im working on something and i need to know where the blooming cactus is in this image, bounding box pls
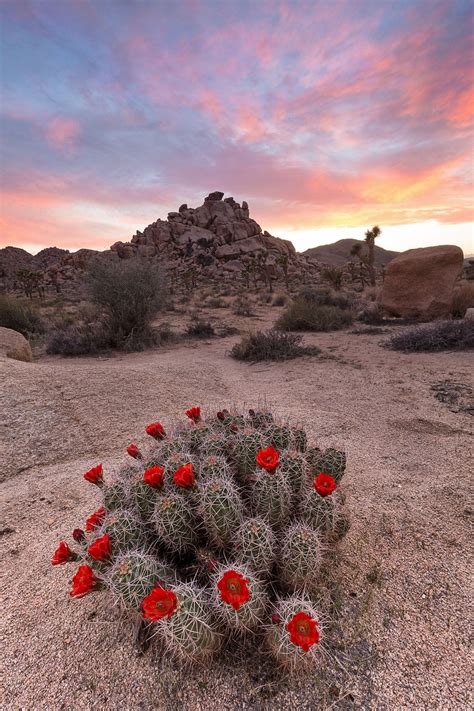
[52,406,348,669]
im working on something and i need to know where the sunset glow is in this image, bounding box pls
[1,0,473,254]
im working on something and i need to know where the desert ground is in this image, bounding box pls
[1,313,472,710]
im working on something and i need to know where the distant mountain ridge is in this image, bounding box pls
[301,238,399,267]
[0,245,69,278]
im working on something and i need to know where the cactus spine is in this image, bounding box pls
[249,469,292,529]
[280,522,323,592]
[152,491,198,554]
[235,517,275,575]
[198,476,243,548]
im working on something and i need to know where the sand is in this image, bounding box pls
[1,326,472,710]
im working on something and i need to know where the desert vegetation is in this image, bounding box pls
[386,319,474,352]
[51,406,348,670]
[230,329,320,361]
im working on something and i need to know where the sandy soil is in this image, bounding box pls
[1,324,472,710]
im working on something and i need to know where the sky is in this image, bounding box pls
[0,0,473,256]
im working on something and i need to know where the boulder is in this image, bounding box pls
[0,327,32,362]
[380,245,464,318]
[215,237,263,260]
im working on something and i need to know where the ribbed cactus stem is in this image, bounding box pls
[249,469,292,529]
[107,552,173,611]
[280,522,323,592]
[155,582,220,662]
[198,475,243,548]
[235,517,275,575]
[152,491,198,554]
[102,510,148,553]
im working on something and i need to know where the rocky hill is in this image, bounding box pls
[302,238,399,267]
[1,191,321,296]
[3,193,402,296]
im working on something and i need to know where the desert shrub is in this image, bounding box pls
[186,318,215,338]
[233,294,254,316]
[272,293,287,307]
[386,319,474,352]
[321,267,343,290]
[205,296,226,308]
[452,282,474,318]
[277,300,353,332]
[297,287,352,310]
[87,258,165,350]
[51,405,349,671]
[357,303,385,325]
[230,329,320,361]
[0,295,43,337]
[46,322,111,356]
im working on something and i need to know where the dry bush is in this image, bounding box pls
[233,294,255,316]
[186,318,215,338]
[277,300,353,332]
[46,322,111,356]
[452,282,474,318]
[87,258,165,350]
[0,295,44,337]
[386,319,474,352]
[357,303,385,325]
[297,286,353,311]
[230,329,320,361]
[271,292,288,307]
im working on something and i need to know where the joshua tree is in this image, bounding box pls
[350,225,381,287]
[277,254,290,290]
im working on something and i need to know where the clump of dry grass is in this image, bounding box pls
[230,329,320,361]
[386,319,474,352]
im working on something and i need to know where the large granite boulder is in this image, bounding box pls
[0,326,33,362]
[380,245,464,318]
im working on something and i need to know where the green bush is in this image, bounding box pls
[0,295,43,337]
[386,320,474,352]
[230,329,320,361]
[277,300,353,332]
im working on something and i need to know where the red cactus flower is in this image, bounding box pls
[313,473,336,497]
[142,587,177,620]
[83,463,103,486]
[85,507,106,532]
[127,444,142,459]
[87,533,111,561]
[72,528,85,543]
[51,541,77,566]
[216,411,225,421]
[217,569,250,610]
[185,406,201,422]
[69,565,98,598]
[256,446,280,473]
[286,611,320,652]
[144,465,165,488]
[173,463,194,488]
[145,422,166,439]
[271,612,282,624]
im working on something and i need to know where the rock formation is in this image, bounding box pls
[0,326,33,362]
[380,245,464,318]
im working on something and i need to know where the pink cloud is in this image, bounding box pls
[45,117,81,154]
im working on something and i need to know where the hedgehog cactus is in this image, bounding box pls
[279,522,323,592]
[266,596,323,670]
[152,491,198,554]
[235,516,275,575]
[108,552,173,611]
[211,563,267,633]
[149,582,220,661]
[52,405,349,671]
[198,475,243,548]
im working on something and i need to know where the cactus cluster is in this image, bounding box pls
[52,406,349,672]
